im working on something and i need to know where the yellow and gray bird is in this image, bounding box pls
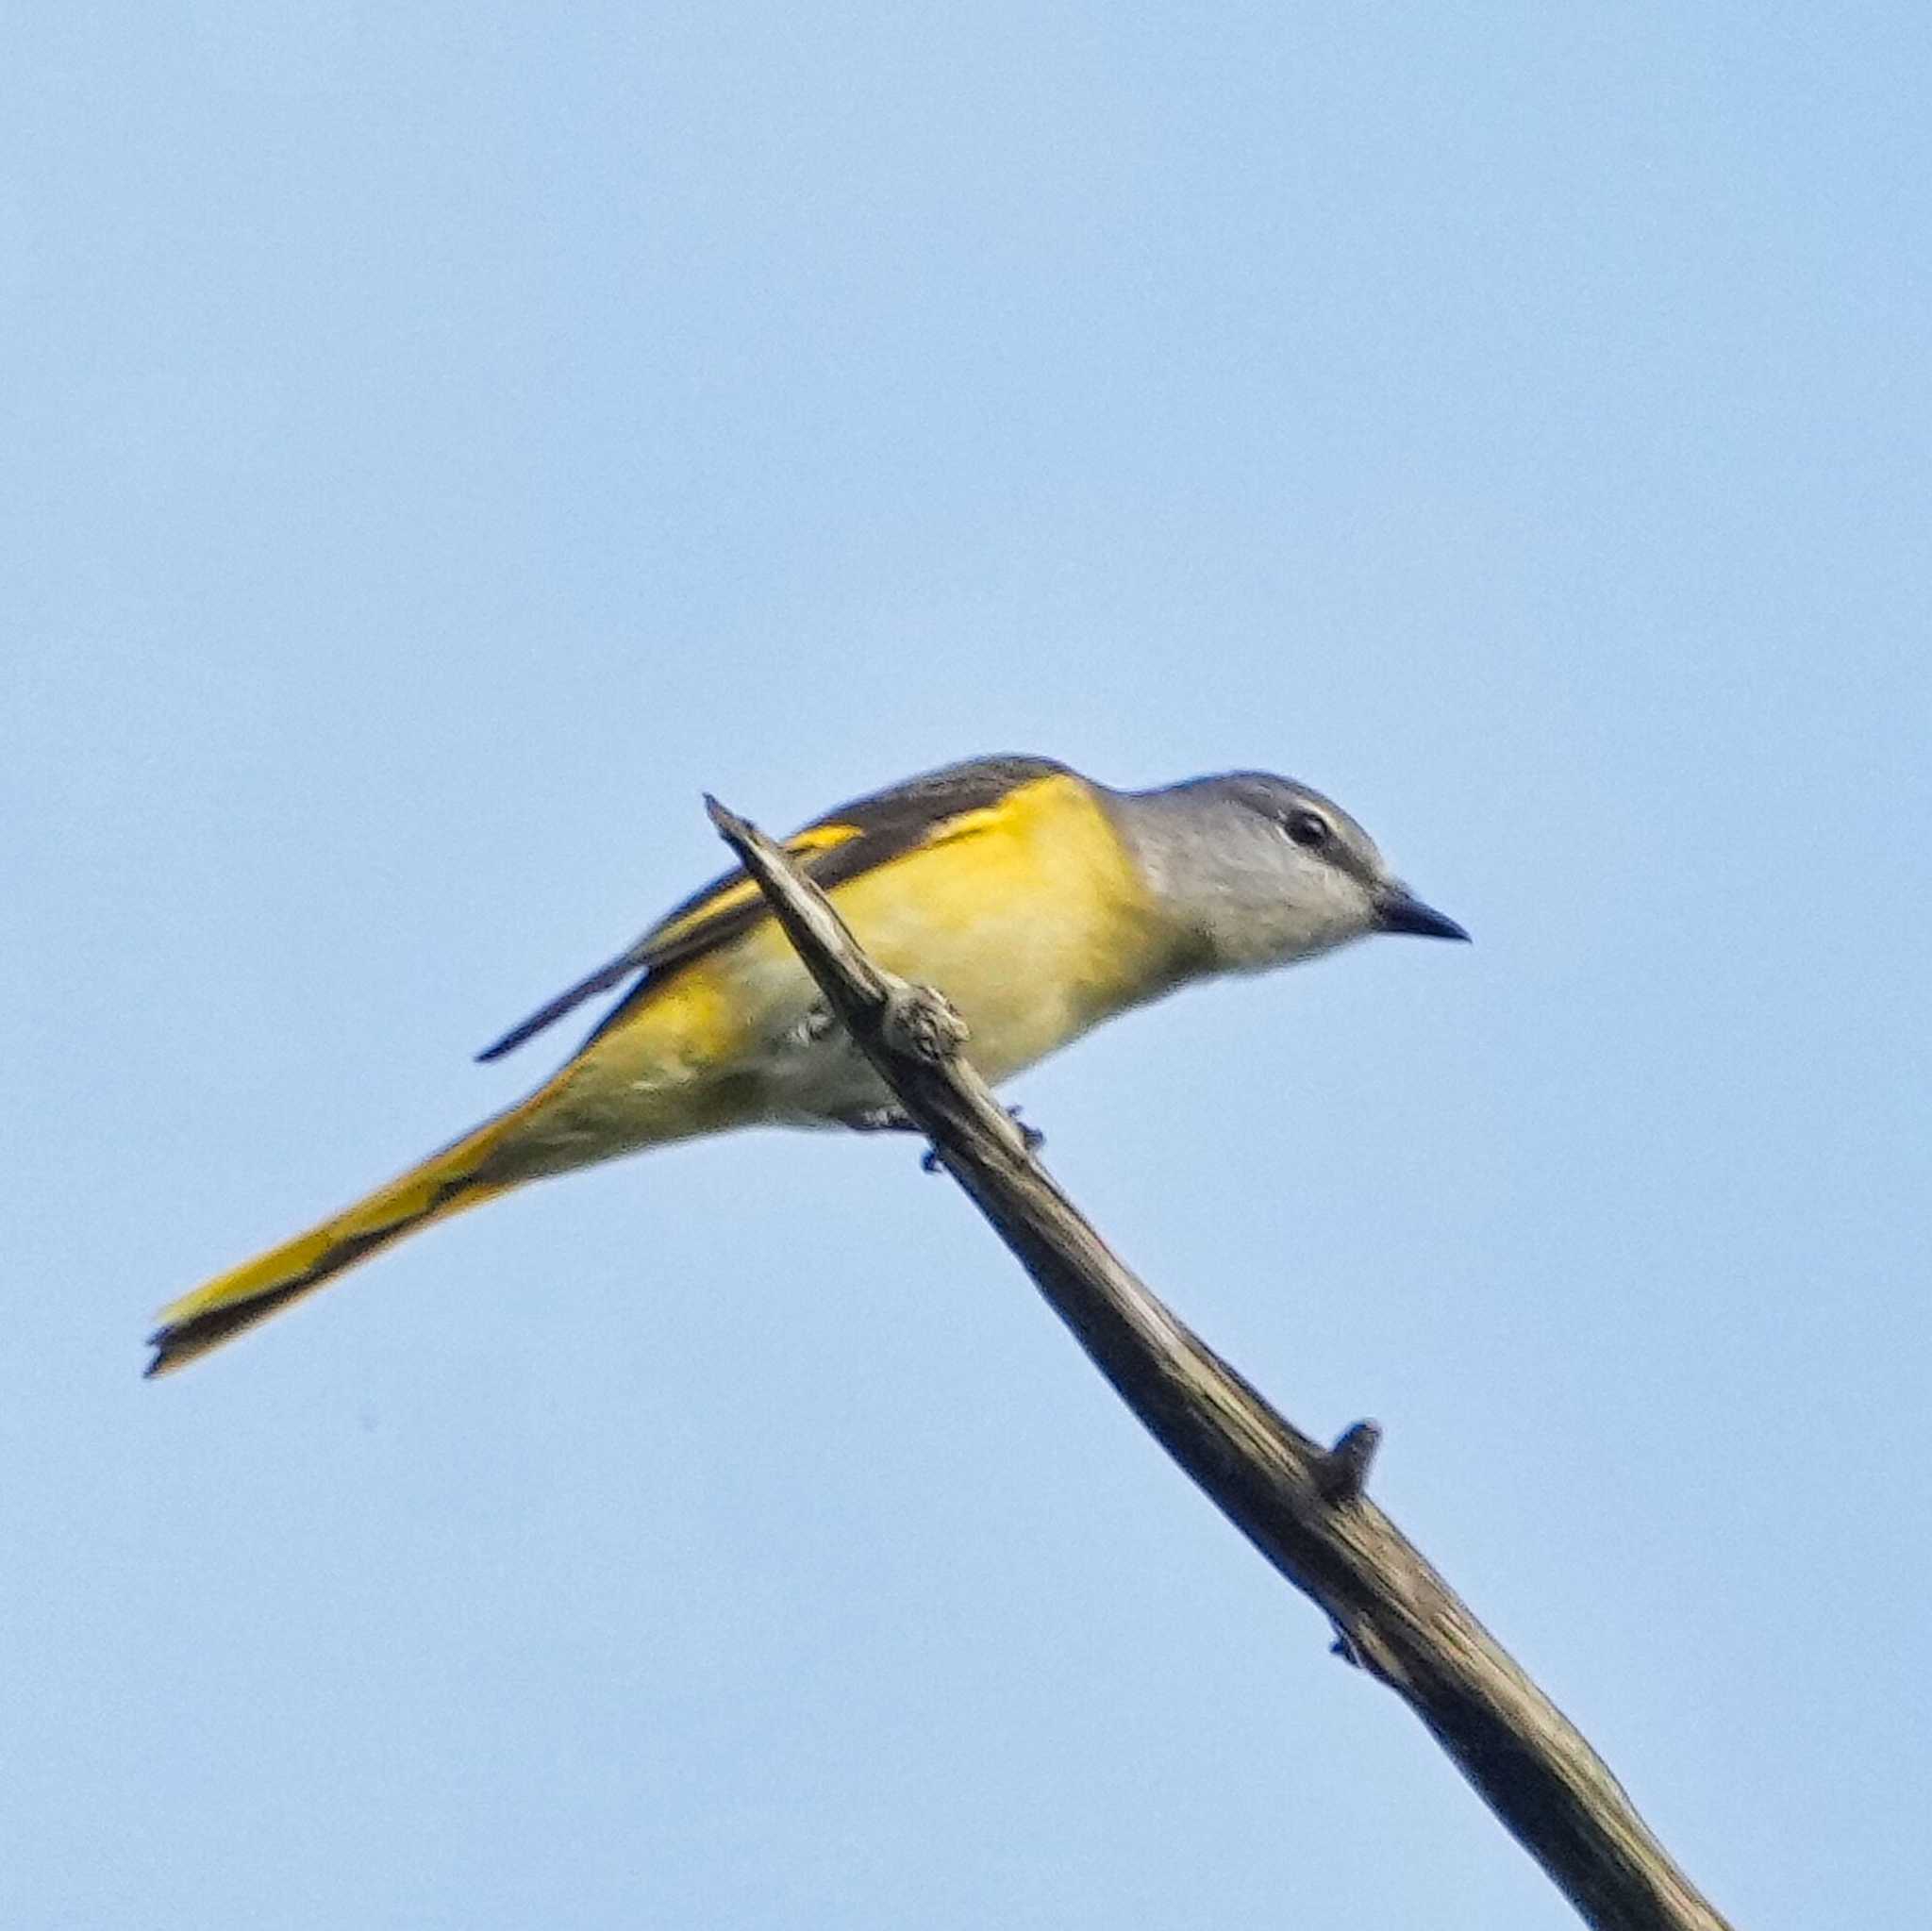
[147,755,1468,1375]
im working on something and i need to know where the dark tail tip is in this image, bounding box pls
[140,1203,453,1380]
[144,1277,321,1379]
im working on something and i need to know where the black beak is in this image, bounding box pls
[1377,884,1471,943]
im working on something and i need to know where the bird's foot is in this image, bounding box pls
[919,1107,1042,1173]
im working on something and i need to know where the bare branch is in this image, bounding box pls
[708,794,1735,1931]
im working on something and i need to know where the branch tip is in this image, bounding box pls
[705,792,750,842]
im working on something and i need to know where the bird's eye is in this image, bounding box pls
[1285,809,1332,850]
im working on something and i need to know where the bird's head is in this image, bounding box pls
[1121,771,1469,974]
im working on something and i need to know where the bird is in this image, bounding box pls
[146,754,1468,1375]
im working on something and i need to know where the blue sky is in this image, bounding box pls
[5,6,1926,1925]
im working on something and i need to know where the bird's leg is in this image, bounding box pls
[836,1099,1042,1170]
[834,1102,944,1171]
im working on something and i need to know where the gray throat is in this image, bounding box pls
[1100,784,1232,977]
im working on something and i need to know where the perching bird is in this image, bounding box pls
[147,755,1468,1375]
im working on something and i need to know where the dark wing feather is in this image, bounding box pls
[475,755,1069,1063]
[474,947,656,1062]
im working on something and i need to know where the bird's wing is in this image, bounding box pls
[475,755,1072,1062]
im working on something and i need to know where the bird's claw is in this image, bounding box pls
[921,1106,1041,1174]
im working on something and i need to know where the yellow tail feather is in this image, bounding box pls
[147,1098,541,1378]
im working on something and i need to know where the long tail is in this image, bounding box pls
[146,1094,548,1378]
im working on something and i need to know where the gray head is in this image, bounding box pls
[1111,771,1469,976]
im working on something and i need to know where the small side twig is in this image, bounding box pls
[707,793,1734,1931]
[1316,1419,1382,1505]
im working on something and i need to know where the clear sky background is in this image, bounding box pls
[5,7,1926,1927]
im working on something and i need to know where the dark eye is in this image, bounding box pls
[1285,809,1332,850]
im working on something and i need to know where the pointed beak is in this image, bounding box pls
[1377,883,1471,943]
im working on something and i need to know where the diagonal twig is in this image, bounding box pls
[706,792,1734,1931]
